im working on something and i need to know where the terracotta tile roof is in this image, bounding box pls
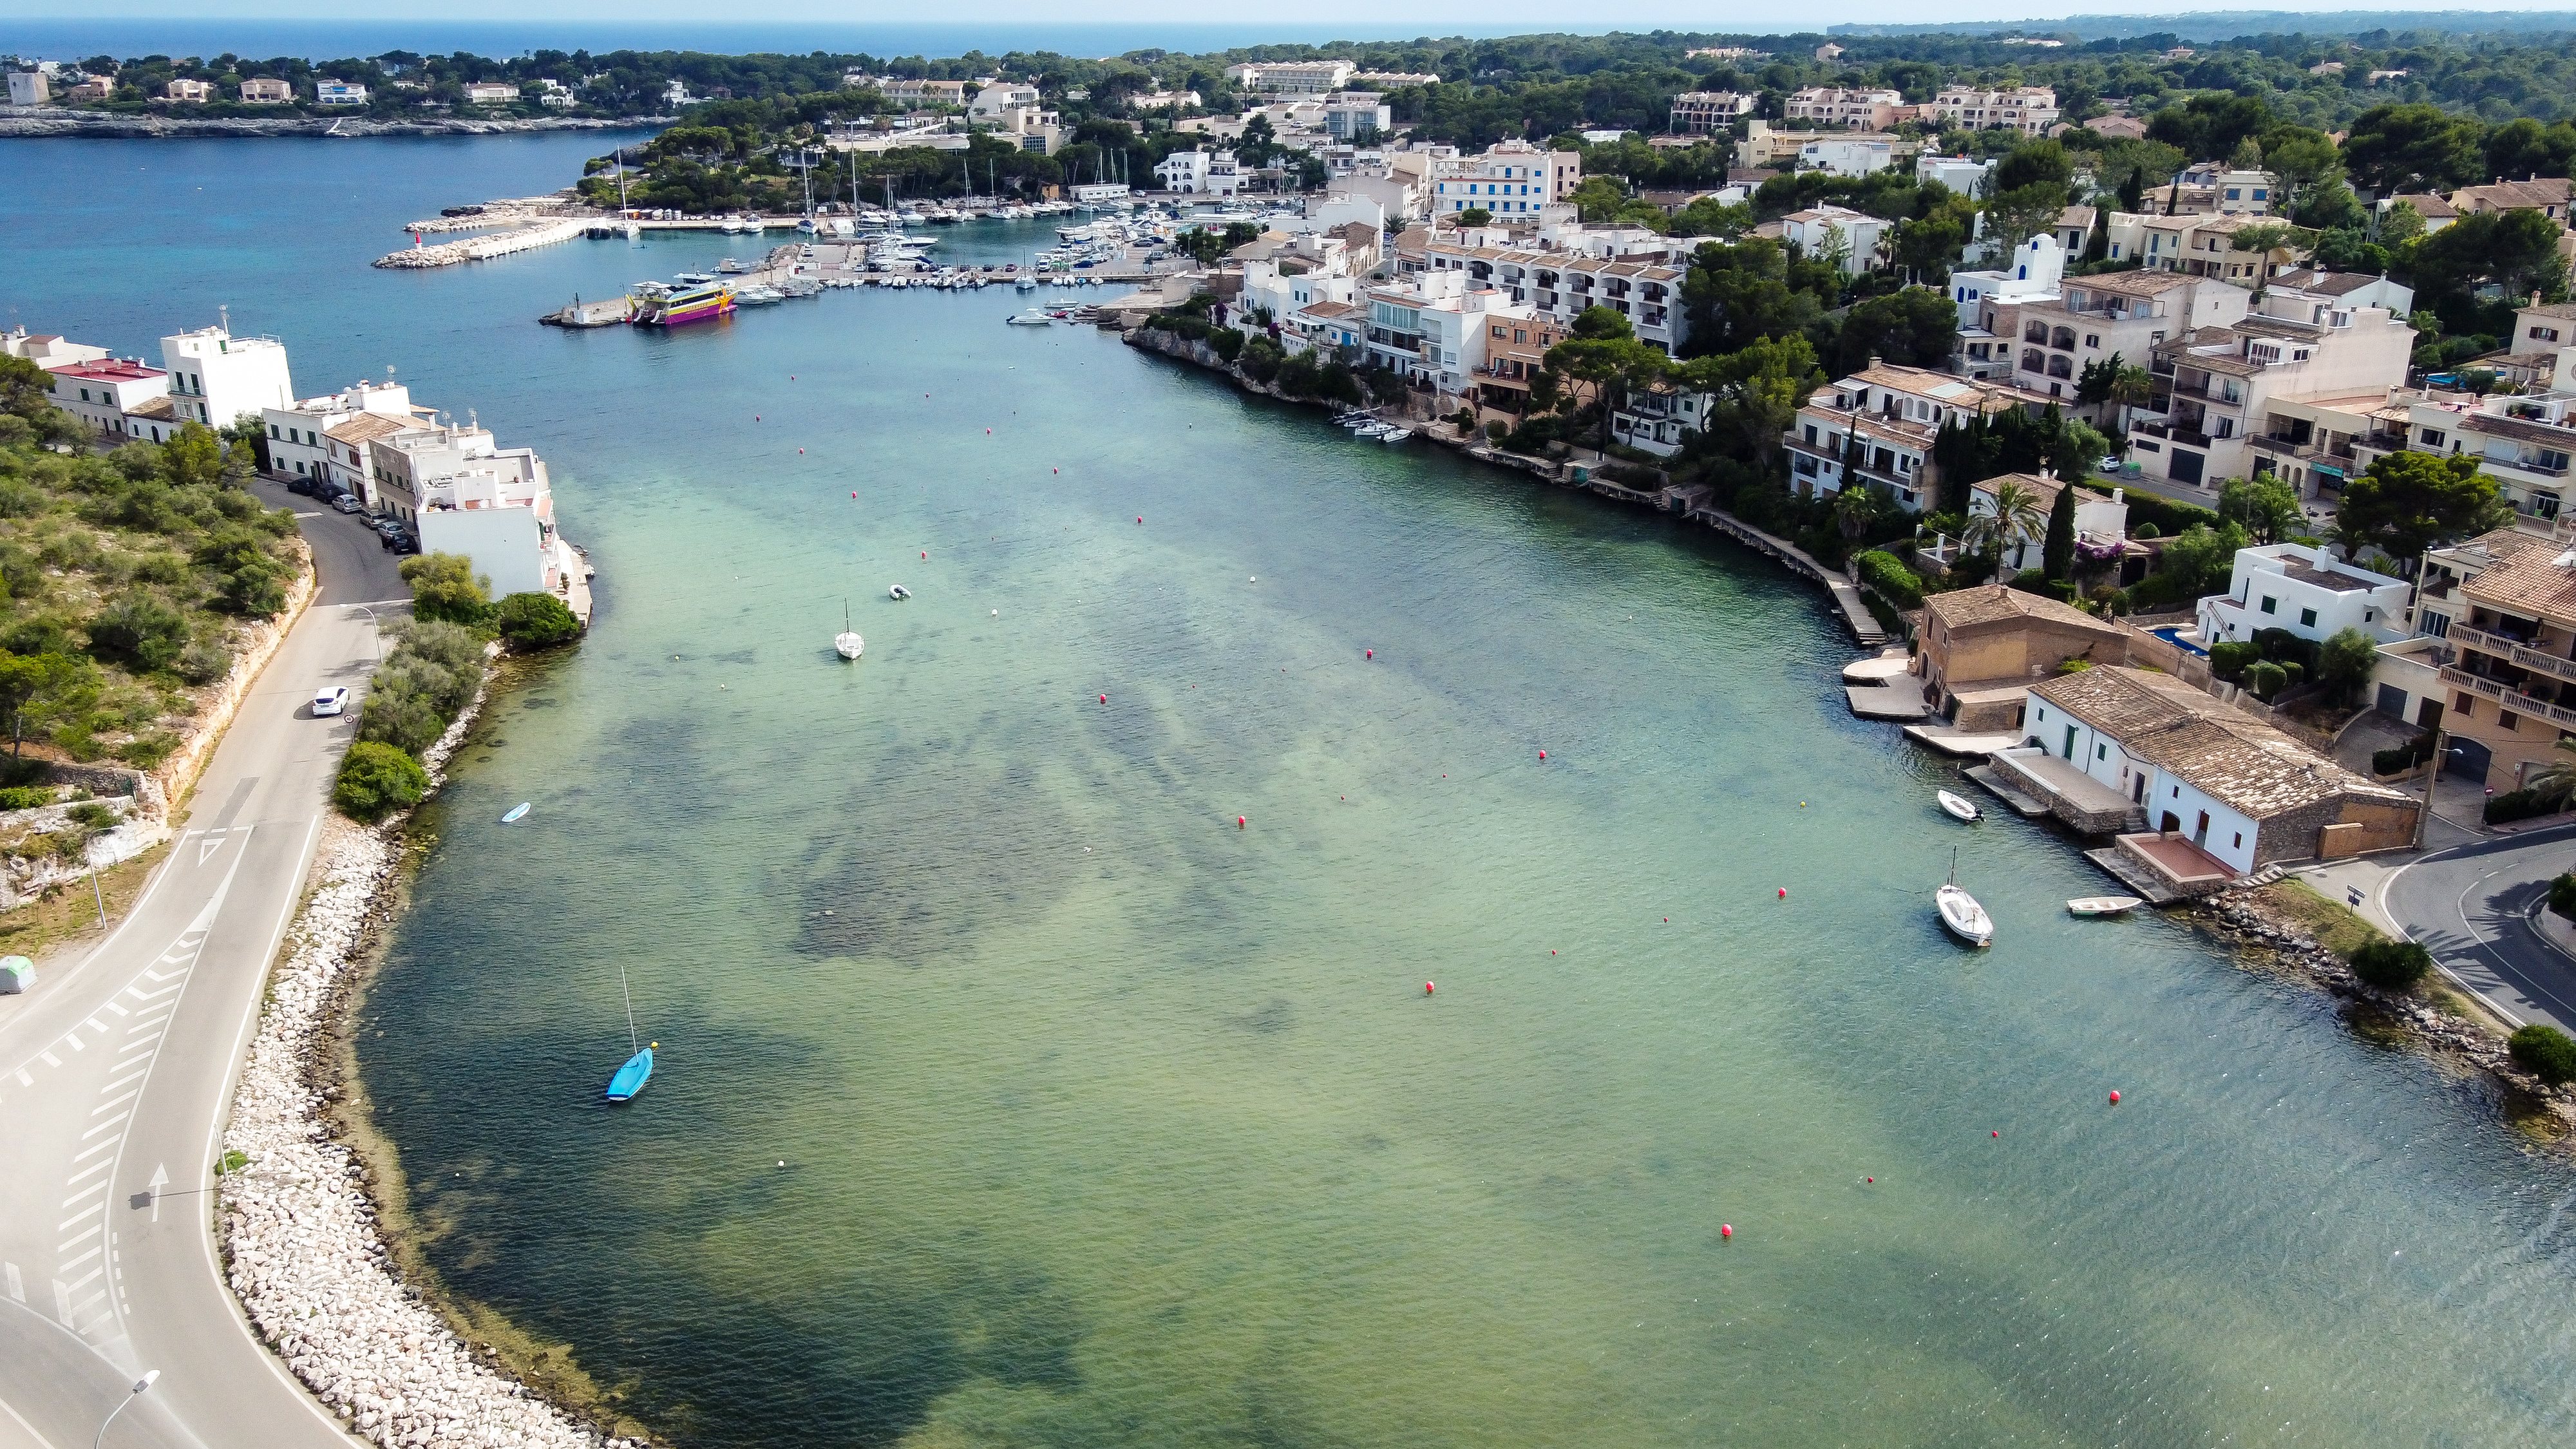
[123,396,175,420]
[326,413,416,444]
[2452,178,2571,212]
[2066,269,2191,297]
[2385,193,2456,219]
[1923,582,2126,634]
[2461,544,2576,624]
[2268,269,2385,297]
[2461,411,2576,447]
[2031,666,2406,818]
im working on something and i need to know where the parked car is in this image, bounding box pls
[311,686,350,717]
[285,475,319,497]
[390,532,421,555]
[331,495,366,514]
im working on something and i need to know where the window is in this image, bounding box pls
[269,423,280,438]
[2421,428,2446,448]
[2300,607,2317,627]
[2233,831,2244,848]
[2260,595,2278,614]
[2097,743,2108,761]
[2502,711,2521,733]
[2454,694,2475,719]
[2533,326,2562,343]
[2084,334,2099,349]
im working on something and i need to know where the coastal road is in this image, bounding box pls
[0,494,406,1448]
[2383,822,2576,1036]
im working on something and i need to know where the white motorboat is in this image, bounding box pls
[1376,428,1412,443]
[716,257,750,273]
[1937,789,1981,822]
[1007,307,1054,325]
[1936,849,1992,946]
[2067,896,2145,917]
[889,583,912,600]
[674,270,714,285]
[733,285,784,305]
[1353,422,1390,439]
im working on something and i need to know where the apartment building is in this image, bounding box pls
[1321,92,1390,140]
[1785,87,1902,129]
[1917,154,1994,194]
[1736,120,1922,171]
[239,78,291,103]
[878,79,968,106]
[2448,176,2572,223]
[1783,363,2054,512]
[160,324,294,429]
[1468,315,1569,413]
[2405,525,2576,788]
[164,79,213,103]
[462,82,518,105]
[1430,140,1580,219]
[1360,269,1533,399]
[2127,296,2414,491]
[1611,383,1719,457]
[1154,148,1242,195]
[1222,61,1356,96]
[2,327,108,367]
[1779,205,1888,276]
[1930,86,2060,134]
[1421,239,1689,354]
[1668,91,1754,136]
[1989,269,2251,401]
[1797,136,1898,178]
[1951,235,2067,381]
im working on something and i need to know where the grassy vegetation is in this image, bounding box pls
[2259,878,2492,1025]
[0,836,171,957]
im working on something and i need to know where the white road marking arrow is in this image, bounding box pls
[198,833,227,864]
[148,1163,167,1222]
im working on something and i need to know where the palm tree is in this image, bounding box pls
[2226,221,2311,297]
[2528,737,2576,811]
[1832,481,1886,539]
[1963,475,2051,569]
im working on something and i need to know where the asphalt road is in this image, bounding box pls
[2384,822,2576,1035]
[0,488,408,1449]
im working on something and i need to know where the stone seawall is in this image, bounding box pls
[0,109,666,140]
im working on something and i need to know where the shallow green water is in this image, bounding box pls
[12,137,2574,1449]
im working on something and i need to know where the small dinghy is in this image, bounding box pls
[889,583,912,600]
[1936,848,1993,947]
[835,600,864,661]
[1937,789,1980,822]
[501,802,531,823]
[2067,896,2145,917]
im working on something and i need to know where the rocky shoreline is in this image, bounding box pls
[216,652,651,1449]
[0,109,665,140]
[2195,887,2576,1130]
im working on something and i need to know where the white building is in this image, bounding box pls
[1223,61,1356,97]
[158,324,293,430]
[1421,239,1689,354]
[462,82,518,105]
[1797,137,1897,178]
[1965,470,2128,573]
[263,380,426,488]
[374,420,572,596]
[1985,268,2251,402]
[313,80,368,106]
[164,79,213,103]
[1949,234,2067,379]
[968,84,1040,120]
[1611,383,1717,457]
[1785,363,2055,513]
[1917,153,1994,195]
[1780,205,1888,277]
[7,72,50,107]
[43,359,167,438]
[1430,139,1580,220]
[1321,92,1390,142]
[3,327,108,367]
[1155,149,1243,194]
[2126,293,2414,492]
[2197,543,2409,649]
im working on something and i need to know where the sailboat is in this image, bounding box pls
[1935,847,1993,947]
[835,600,864,660]
[604,961,656,1102]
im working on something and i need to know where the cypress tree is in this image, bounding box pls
[2042,477,2078,583]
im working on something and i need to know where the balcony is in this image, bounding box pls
[2441,664,2576,730]
[2458,623,2576,685]
[2133,419,2213,449]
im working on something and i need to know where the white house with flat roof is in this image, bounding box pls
[263,380,427,486]
[2197,543,2410,649]
[159,323,294,430]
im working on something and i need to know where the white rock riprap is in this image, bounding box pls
[218,657,638,1448]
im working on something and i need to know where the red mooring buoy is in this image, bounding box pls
[1425,981,1434,995]
[1721,1224,1732,1239]
[1778,887,1788,898]
[1365,649,1373,659]
[1237,816,1246,829]
[2109,1090,2122,1104]
[1537,750,1546,760]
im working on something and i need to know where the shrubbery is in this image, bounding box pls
[2210,639,2262,682]
[399,553,491,626]
[0,785,52,811]
[2485,787,2557,825]
[495,592,582,650]
[1853,549,1925,609]
[2550,872,2576,922]
[2509,1023,2576,1084]
[332,741,428,823]
[2243,659,2288,700]
[2349,938,2433,990]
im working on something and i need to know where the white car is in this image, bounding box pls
[312,686,350,717]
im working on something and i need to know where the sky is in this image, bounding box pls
[8,2,2576,29]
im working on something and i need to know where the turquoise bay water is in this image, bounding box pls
[12,139,2576,1447]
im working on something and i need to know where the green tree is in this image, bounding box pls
[2315,626,2380,707]
[400,552,493,625]
[2378,199,2426,247]
[2411,208,2571,312]
[2341,103,2486,196]
[2041,478,2076,583]
[84,594,189,673]
[2484,117,2576,184]
[0,651,92,757]
[494,592,582,649]
[2217,475,2303,544]
[2524,736,2576,811]
[1453,207,1492,227]
[2262,131,2343,218]
[2226,220,2308,296]
[162,422,224,488]
[1829,287,1957,376]
[2337,451,2501,564]
[1542,334,1664,451]
[1993,139,2070,200]
[1680,334,1824,473]
[1832,483,1886,540]
[332,741,430,822]
[1980,183,2068,265]
[2349,938,2432,992]
[2157,520,2252,594]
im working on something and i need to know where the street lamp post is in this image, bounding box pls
[94,1369,158,1449]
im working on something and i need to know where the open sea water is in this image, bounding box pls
[10,135,2576,1448]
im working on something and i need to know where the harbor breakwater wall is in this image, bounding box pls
[0,109,666,140]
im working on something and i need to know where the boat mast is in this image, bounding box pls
[617,961,639,1055]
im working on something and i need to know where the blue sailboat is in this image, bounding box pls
[604,961,656,1103]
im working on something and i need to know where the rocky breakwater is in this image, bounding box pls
[218,663,641,1448]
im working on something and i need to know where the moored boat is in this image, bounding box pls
[1937,849,1993,946]
[2067,896,2145,917]
[1937,789,1981,822]
[634,281,735,327]
[835,600,864,660]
